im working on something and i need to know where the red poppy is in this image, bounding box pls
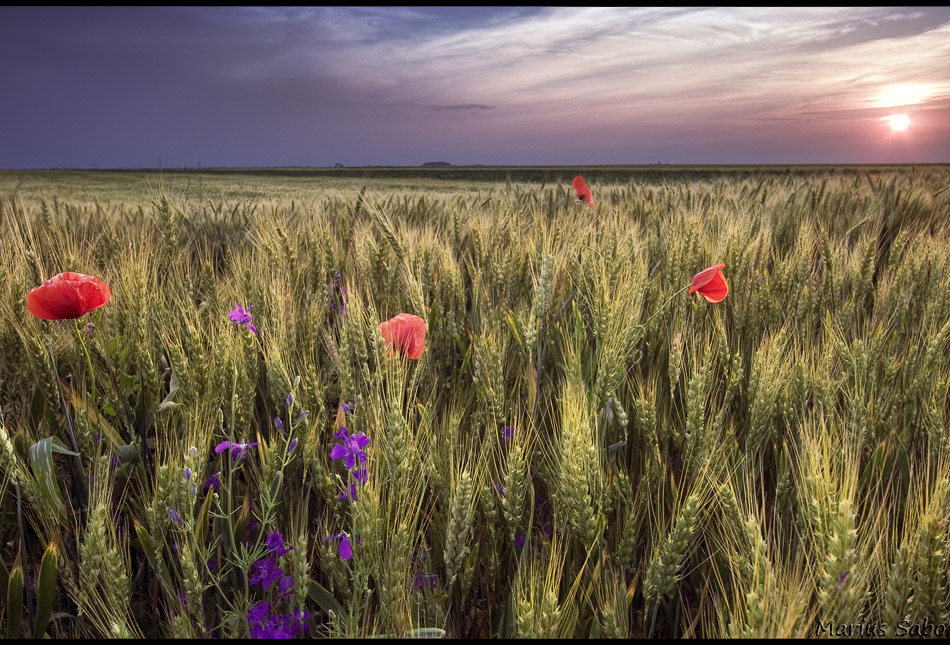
[379,313,426,360]
[689,263,728,303]
[572,176,594,206]
[27,272,111,320]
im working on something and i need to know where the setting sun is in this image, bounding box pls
[885,114,911,132]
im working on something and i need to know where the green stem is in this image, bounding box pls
[72,320,97,411]
[44,340,88,510]
[639,285,691,331]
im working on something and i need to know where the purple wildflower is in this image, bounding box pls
[247,601,270,624]
[295,410,309,424]
[184,467,192,481]
[203,472,221,491]
[502,425,515,444]
[286,391,294,407]
[249,555,284,589]
[351,467,368,484]
[514,534,526,548]
[229,302,259,337]
[266,532,292,557]
[276,575,294,598]
[338,481,360,502]
[169,509,183,526]
[341,395,361,415]
[274,416,284,432]
[412,572,439,590]
[287,438,298,454]
[330,427,370,470]
[215,440,259,461]
[322,532,353,560]
[248,607,310,639]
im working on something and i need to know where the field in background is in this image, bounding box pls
[1,165,949,638]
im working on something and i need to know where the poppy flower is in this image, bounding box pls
[27,272,111,320]
[379,313,426,360]
[572,176,593,207]
[689,263,729,303]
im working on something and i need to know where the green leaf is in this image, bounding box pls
[132,520,176,602]
[60,380,124,449]
[28,438,68,524]
[308,579,346,622]
[46,436,79,457]
[6,564,23,638]
[33,541,58,639]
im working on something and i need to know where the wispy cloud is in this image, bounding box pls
[427,104,496,111]
[1,6,947,167]
[302,6,950,130]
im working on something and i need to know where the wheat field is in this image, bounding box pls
[1,165,949,638]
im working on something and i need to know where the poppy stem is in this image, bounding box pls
[44,340,89,509]
[72,320,98,420]
[639,285,691,330]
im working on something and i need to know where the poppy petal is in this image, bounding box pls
[27,272,110,320]
[571,176,594,206]
[379,313,426,360]
[689,263,726,294]
[700,271,729,303]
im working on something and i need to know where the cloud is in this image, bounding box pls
[427,104,496,111]
[1,6,948,166]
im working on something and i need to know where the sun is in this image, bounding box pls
[885,114,911,132]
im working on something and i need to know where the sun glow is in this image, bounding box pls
[885,114,911,132]
[874,85,930,109]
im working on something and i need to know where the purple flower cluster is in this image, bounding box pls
[247,602,310,639]
[409,548,439,591]
[246,532,309,638]
[249,532,294,592]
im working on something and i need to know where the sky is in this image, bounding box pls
[1,6,949,168]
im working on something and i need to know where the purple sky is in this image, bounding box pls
[2,6,948,168]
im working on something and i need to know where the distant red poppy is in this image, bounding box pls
[689,263,728,303]
[27,272,111,320]
[379,313,426,360]
[572,176,594,206]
